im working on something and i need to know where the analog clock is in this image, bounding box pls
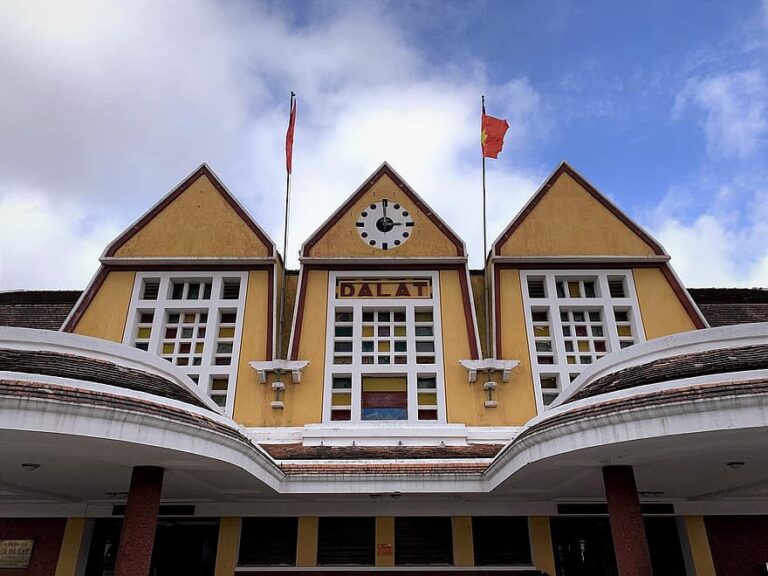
[356,199,414,250]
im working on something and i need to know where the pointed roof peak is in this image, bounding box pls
[301,162,466,258]
[492,161,667,257]
[102,163,276,259]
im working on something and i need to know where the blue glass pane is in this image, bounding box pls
[361,408,407,421]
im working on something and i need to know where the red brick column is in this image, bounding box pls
[114,466,164,576]
[602,465,652,576]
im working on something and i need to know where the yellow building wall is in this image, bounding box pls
[451,516,474,566]
[497,172,657,257]
[113,174,271,258]
[225,268,327,427]
[235,269,324,427]
[633,267,697,339]
[375,516,395,567]
[54,518,85,576]
[530,517,556,575]
[468,268,538,426]
[232,269,274,426]
[684,516,716,576]
[72,270,135,341]
[214,517,241,576]
[307,174,460,258]
[296,517,319,567]
[283,269,329,425]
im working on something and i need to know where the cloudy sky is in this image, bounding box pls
[1,0,767,290]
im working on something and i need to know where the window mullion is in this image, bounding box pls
[352,306,363,423]
[598,276,621,353]
[406,306,419,422]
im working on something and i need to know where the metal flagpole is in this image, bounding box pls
[277,91,295,360]
[482,95,491,359]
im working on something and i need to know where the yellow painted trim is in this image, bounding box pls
[452,516,474,566]
[375,516,395,567]
[684,516,716,576]
[72,271,135,342]
[54,518,85,576]
[530,517,556,576]
[296,517,318,567]
[214,517,241,576]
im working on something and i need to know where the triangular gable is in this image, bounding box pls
[301,163,466,258]
[492,162,666,258]
[104,164,276,259]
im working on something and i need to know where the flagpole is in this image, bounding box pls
[481,95,491,359]
[277,91,295,360]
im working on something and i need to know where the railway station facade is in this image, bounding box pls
[0,162,767,576]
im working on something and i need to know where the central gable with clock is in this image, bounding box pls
[301,163,466,259]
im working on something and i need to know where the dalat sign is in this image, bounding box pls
[336,278,432,299]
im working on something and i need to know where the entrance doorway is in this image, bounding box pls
[550,517,687,576]
[84,518,219,576]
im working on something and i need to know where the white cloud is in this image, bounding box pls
[0,0,544,287]
[0,191,120,290]
[674,69,767,159]
[647,185,768,287]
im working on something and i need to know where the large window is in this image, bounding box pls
[124,272,247,414]
[324,272,445,423]
[317,517,375,566]
[238,517,297,567]
[395,517,453,566]
[472,516,531,566]
[521,270,645,411]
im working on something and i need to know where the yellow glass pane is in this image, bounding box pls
[362,326,374,337]
[195,343,204,353]
[617,325,632,337]
[137,327,151,339]
[533,326,550,337]
[219,327,235,338]
[568,282,581,298]
[184,313,195,323]
[578,341,590,352]
[415,311,433,322]
[362,376,407,392]
[378,341,390,352]
[418,393,437,406]
[162,343,174,354]
[211,378,228,391]
[567,356,576,364]
[331,393,352,406]
[394,326,407,337]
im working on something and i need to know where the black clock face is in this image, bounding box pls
[356,198,415,250]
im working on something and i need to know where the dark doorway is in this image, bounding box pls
[84,518,219,576]
[550,517,687,576]
[551,517,618,576]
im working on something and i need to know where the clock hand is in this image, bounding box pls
[383,199,387,219]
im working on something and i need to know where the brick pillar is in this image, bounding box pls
[114,466,164,576]
[602,465,652,576]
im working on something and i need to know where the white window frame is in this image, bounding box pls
[322,270,446,424]
[123,271,248,416]
[520,269,646,414]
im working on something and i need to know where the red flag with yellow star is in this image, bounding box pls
[481,113,509,159]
